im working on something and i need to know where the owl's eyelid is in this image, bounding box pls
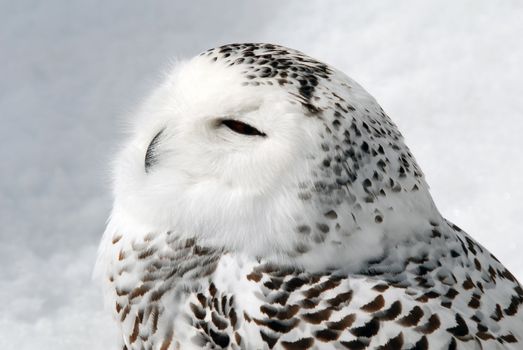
[217,118,267,137]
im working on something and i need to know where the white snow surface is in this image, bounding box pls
[1,1,522,348]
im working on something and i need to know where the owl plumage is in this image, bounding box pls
[95,43,523,349]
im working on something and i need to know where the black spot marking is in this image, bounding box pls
[448,337,457,350]
[350,317,380,337]
[254,318,299,334]
[412,336,429,350]
[375,300,402,321]
[500,333,518,343]
[446,313,469,337]
[377,332,403,350]
[303,278,342,298]
[504,295,522,316]
[297,225,311,235]
[326,290,353,310]
[324,210,338,219]
[316,223,330,234]
[398,306,424,327]
[468,294,481,309]
[314,328,340,341]
[301,308,332,324]
[211,311,228,330]
[445,288,459,299]
[360,294,385,312]
[281,337,314,350]
[260,330,278,349]
[372,284,390,292]
[340,339,367,349]
[190,302,206,320]
[283,277,308,292]
[415,314,440,334]
[326,314,356,330]
[209,328,230,348]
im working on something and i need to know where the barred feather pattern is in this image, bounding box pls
[106,219,523,349]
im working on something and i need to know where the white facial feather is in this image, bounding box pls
[107,59,316,258]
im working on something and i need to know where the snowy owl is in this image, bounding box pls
[95,43,523,349]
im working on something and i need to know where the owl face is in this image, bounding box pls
[147,60,317,193]
[111,55,322,255]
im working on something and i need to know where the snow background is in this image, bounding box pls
[1,1,522,348]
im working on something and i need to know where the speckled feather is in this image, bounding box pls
[96,44,523,349]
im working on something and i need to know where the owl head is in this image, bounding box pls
[109,44,439,269]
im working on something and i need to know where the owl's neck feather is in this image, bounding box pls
[97,185,441,280]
